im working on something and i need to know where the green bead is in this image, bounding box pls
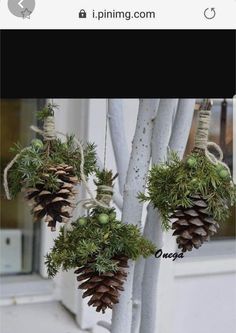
[98,213,110,225]
[162,165,169,170]
[109,212,116,221]
[191,178,198,183]
[216,164,224,172]
[186,157,197,168]
[219,169,229,179]
[78,217,87,226]
[31,139,44,149]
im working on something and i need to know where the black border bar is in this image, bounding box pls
[1,30,235,98]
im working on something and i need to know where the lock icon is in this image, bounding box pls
[79,9,87,18]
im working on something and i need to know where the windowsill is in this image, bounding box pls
[181,239,236,258]
[174,240,236,277]
[0,274,55,302]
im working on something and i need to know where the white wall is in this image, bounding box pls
[173,273,236,333]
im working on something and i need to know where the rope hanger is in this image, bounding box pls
[194,98,231,175]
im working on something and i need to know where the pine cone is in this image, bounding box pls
[171,194,220,252]
[24,164,78,230]
[75,255,129,313]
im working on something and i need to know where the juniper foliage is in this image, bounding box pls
[139,151,236,230]
[45,207,156,277]
[37,103,58,120]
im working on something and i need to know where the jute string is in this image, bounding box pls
[80,185,113,210]
[3,116,113,210]
[194,110,212,150]
[194,104,231,175]
[3,149,28,200]
[31,116,56,141]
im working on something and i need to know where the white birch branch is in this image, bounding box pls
[131,206,162,333]
[108,99,129,194]
[152,99,179,163]
[112,192,123,211]
[169,99,196,155]
[139,99,195,333]
[111,99,159,333]
[136,99,178,333]
[97,321,111,331]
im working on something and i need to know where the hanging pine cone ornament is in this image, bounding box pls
[4,103,97,231]
[140,99,236,252]
[46,170,156,313]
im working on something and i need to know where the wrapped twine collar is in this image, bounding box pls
[31,116,56,141]
[194,100,231,175]
[3,116,113,211]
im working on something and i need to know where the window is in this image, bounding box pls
[0,99,45,275]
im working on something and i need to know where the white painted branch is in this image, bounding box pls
[111,99,159,333]
[139,99,195,333]
[131,256,144,333]
[140,207,163,331]
[131,206,162,333]
[152,99,179,163]
[108,99,129,194]
[97,321,111,331]
[136,99,178,333]
[112,191,123,211]
[169,99,196,156]
[122,99,160,226]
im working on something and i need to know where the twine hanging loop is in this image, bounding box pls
[194,99,231,175]
[81,184,113,210]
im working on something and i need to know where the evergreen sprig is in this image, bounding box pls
[45,207,156,277]
[139,151,236,230]
[37,103,58,120]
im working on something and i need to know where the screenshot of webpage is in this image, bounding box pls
[0,2,235,333]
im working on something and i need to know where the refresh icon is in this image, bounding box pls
[204,8,216,19]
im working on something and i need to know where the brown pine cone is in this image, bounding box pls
[24,164,78,230]
[171,194,219,252]
[75,255,129,313]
